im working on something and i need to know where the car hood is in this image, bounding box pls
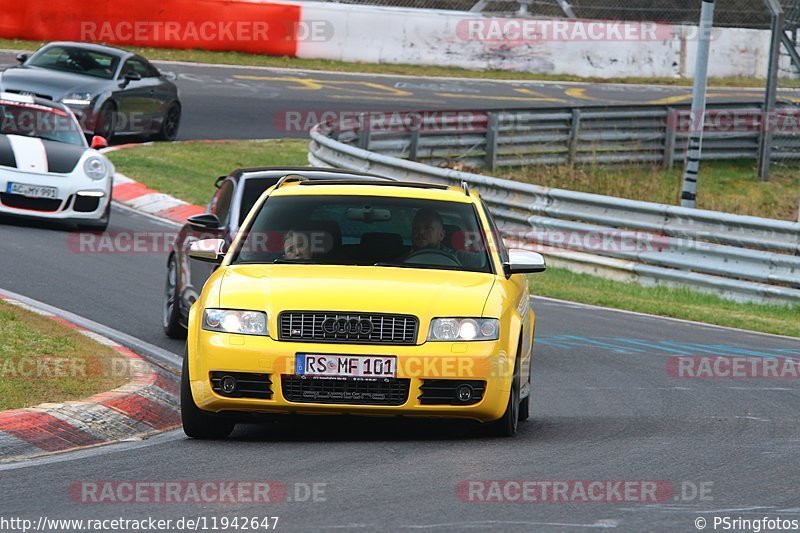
[0,134,87,174]
[218,264,496,321]
[0,66,105,101]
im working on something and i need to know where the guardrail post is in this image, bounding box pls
[485,112,499,170]
[357,113,370,150]
[663,108,677,169]
[568,108,582,165]
[408,128,420,161]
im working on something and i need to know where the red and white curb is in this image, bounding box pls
[102,143,205,224]
[0,294,180,464]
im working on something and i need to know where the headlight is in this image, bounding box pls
[83,156,108,180]
[428,318,499,341]
[203,309,269,336]
[62,93,93,106]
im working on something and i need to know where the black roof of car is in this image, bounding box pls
[225,167,395,183]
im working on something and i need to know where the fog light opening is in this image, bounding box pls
[221,375,237,395]
[456,384,474,402]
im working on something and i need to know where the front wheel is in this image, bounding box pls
[486,357,520,437]
[181,347,235,439]
[76,202,110,232]
[163,256,186,339]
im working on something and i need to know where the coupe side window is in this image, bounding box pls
[120,58,158,79]
[211,181,235,226]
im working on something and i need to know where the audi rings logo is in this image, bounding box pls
[322,317,373,336]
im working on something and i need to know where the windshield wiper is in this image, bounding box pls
[373,262,464,271]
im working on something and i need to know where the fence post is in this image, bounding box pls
[758,0,784,182]
[357,113,370,150]
[568,108,582,165]
[663,108,677,170]
[485,112,499,170]
[680,0,715,208]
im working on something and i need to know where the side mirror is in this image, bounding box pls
[504,249,546,277]
[90,135,108,149]
[188,238,227,264]
[16,53,28,63]
[123,71,142,84]
[187,213,221,230]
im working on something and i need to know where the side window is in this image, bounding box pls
[211,181,235,226]
[120,58,155,79]
[480,200,509,264]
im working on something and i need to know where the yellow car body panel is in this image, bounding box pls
[186,182,537,423]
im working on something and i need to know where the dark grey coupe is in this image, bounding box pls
[0,41,181,142]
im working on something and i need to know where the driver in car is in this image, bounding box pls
[401,208,484,269]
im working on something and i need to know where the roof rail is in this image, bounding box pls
[275,174,309,189]
[297,179,450,190]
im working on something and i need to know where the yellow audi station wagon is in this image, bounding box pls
[182,174,546,438]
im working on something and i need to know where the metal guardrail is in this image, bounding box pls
[329,104,800,171]
[308,109,800,305]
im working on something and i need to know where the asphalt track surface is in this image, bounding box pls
[1,54,799,532]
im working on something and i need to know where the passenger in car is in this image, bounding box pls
[282,229,313,261]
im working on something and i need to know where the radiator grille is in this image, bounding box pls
[279,311,418,345]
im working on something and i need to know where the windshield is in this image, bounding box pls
[233,194,492,273]
[26,45,120,80]
[0,101,86,146]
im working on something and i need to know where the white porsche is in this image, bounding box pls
[0,92,113,230]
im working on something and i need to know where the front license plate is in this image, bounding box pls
[295,354,397,378]
[6,182,59,199]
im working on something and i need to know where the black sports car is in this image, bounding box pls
[163,167,393,338]
[0,41,181,142]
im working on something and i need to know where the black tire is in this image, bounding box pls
[154,102,181,141]
[519,342,532,422]
[76,202,110,232]
[181,347,235,439]
[487,354,521,438]
[95,102,116,141]
[163,255,187,339]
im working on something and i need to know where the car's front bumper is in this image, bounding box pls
[0,168,111,222]
[188,331,516,423]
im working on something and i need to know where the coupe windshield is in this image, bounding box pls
[27,45,120,80]
[234,194,492,273]
[0,101,85,145]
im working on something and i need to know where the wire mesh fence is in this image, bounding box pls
[314,0,789,28]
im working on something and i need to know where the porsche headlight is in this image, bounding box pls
[203,309,268,336]
[428,318,499,341]
[62,93,93,106]
[83,156,108,180]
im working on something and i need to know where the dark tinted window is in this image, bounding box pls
[239,177,280,224]
[211,181,234,225]
[234,195,491,273]
[121,57,159,79]
[28,46,119,79]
